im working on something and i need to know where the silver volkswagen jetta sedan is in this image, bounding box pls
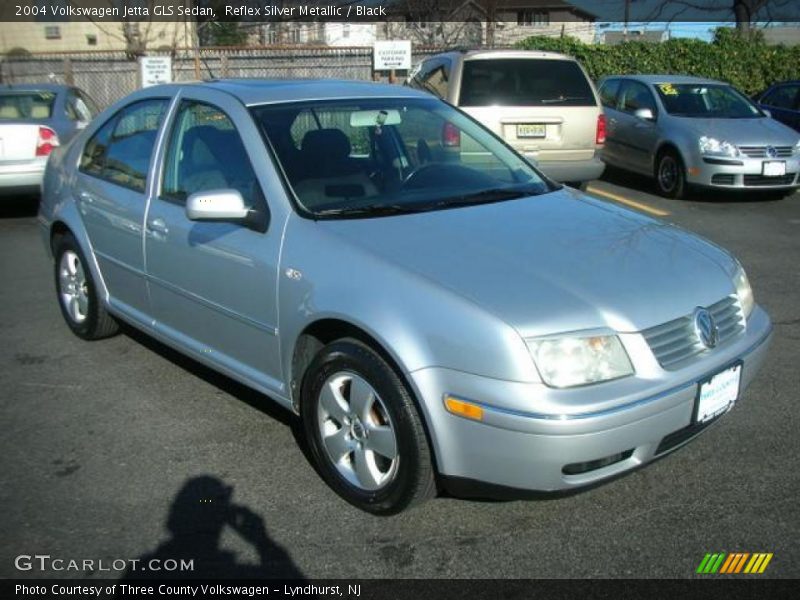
[598,75,800,198]
[38,80,772,514]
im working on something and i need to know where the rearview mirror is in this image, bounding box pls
[634,108,655,121]
[186,189,250,221]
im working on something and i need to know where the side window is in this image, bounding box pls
[65,90,94,122]
[619,81,657,115]
[79,116,115,178]
[762,85,799,110]
[420,60,450,99]
[161,101,264,214]
[599,79,621,109]
[79,98,168,192]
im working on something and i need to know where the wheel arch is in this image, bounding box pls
[290,317,442,474]
[653,141,686,175]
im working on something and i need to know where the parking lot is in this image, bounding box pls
[1,174,798,579]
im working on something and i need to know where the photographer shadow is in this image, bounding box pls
[122,475,305,580]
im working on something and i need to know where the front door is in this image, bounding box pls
[144,90,286,395]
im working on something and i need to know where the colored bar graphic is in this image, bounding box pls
[699,552,773,575]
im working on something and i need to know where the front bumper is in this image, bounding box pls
[0,157,47,195]
[410,306,772,491]
[688,155,800,189]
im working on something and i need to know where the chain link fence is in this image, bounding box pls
[0,46,451,109]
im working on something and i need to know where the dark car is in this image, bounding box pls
[755,81,800,132]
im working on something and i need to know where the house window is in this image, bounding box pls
[86,34,97,46]
[342,24,350,39]
[517,11,549,26]
[289,28,300,44]
[44,26,61,40]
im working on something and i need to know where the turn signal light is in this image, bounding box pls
[444,395,483,421]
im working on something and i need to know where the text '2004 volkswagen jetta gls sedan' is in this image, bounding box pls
[38,80,772,514]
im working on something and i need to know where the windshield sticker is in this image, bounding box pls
[658,83,679,96]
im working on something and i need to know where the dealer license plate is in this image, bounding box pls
[696,364,741,424]
[762,161,786,177]
[517,124,546,138]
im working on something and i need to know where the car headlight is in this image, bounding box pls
[734,265,754,319]
[526,334,634,388]
[699,136,739,158]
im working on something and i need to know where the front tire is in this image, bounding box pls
[301,338,435,514]
[655,150,687,199]
[53,233,119,340]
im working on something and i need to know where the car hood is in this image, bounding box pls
[319,189,738,337]
[674,116,800,146]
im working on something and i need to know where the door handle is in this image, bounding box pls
[148,218,169,235]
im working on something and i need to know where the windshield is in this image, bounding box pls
[251,97,552,218]
[654,83,763,118]
[0,91,56,120]
[460,59,596,107]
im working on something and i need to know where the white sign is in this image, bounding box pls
[140,56,172,88]
[374,40,412,70]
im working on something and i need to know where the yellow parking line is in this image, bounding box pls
[586,185,670,217]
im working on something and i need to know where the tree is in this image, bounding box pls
[644,0,795,35]
[205,22,248,46]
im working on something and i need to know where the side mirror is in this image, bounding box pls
[186,189,250,221]
[76,120,89,130]
[762,108,772,118]
[634,108,655,121]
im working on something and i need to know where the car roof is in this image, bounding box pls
[0,83,71,94]
[429,49,576,62]
[157,78,431,107]
[604,74,727,86]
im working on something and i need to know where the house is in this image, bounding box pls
[760,26,800,46]
[0,1,196,55]
[243,22,376,47]
[379,0,597,46]
[602,30,669,45]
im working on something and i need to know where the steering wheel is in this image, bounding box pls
[400,163,443,189]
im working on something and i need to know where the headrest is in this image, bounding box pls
[301,128,351,161]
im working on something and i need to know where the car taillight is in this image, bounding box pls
[36,126,60,157]
[442,122,461,147]
[596,114,606,145]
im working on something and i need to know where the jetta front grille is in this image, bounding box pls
[743,173,797,186]
[738,145,793,158]
[642,296,745,370]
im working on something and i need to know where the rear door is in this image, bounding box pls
[598,78,623,165]
[75,97,170,324]
[456,57,600,165]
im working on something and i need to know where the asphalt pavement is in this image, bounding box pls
[1,176,798,579]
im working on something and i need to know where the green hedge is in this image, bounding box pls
[515,28,800,95]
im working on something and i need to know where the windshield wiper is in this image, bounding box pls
[434,187,537,209]
[313,203,427,219]
[540,95,592,104]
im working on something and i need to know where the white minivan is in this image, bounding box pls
[407,50,606,188]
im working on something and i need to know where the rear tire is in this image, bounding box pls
[53,232,118,340]
[655,150,687,199]
[301,338,436,514]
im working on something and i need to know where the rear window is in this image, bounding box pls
[0,91,56,120]
[459,59,596,107]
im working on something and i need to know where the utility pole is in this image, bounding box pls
[623,0,631,41]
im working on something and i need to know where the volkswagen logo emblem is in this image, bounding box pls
[693,308,718,349]
[765,145,777,158]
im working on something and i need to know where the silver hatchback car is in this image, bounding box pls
[39,80,772,514]
[598,75,800,198]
